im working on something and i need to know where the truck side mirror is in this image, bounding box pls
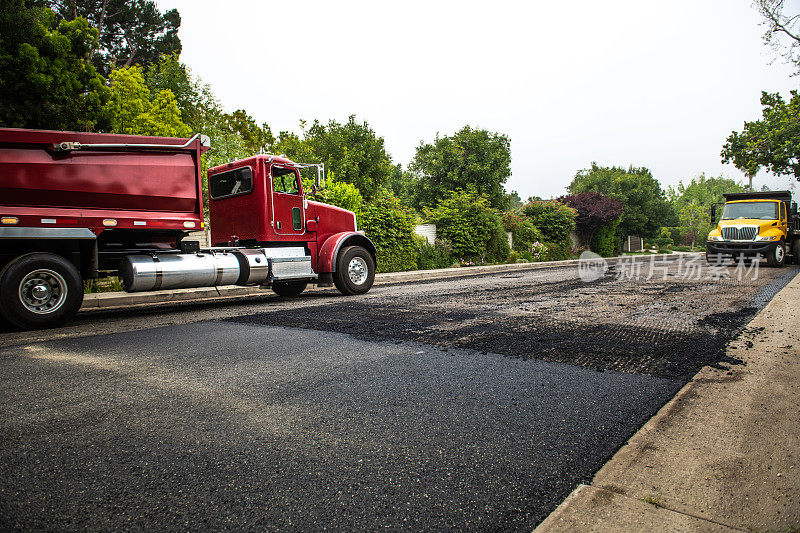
[710,204,716,222]
[792,201,798,217]
[315,164,325,190]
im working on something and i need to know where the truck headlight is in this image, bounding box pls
[756,235,778,241]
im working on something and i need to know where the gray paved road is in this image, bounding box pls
[1,259,797,531]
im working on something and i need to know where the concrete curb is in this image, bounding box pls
[534,269,800,532]
[79,252,702,312]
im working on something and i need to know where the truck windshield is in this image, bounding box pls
[721,201,779,220]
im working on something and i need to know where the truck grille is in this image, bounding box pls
[721,226,758,241]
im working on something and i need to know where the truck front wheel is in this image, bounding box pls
[766,240,786,268]
[0,253,84,329]
[333,246,375,295]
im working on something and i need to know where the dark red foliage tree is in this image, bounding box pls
[559,192,624,246]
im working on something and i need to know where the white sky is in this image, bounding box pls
[156,0,799,199]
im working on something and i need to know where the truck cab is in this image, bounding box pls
[706,191,800,267]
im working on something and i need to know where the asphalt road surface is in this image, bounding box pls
[1,258,797,531]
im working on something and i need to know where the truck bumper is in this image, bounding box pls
[706,241,775,257]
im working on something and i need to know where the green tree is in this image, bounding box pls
[304,116,395,199]
[410,126,511,210]
[222,109,274,155]
[568,163,674,239]
[721,91,800,181]
[0,1,110,131]
[145,53,212,132]
[667,174,746,208]
[103,65,190,136]
[677,201,708,249]
[385,164,417,206]
[46,0,181,75]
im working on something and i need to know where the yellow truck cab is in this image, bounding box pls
[707,191,799,267]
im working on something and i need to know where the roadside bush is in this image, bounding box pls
[559,192,624,247]
[426,190,504,262]
[502,211,544,252]
[520,200,577,244]
[360,189,417,273]
[654,227,674,249]
[416,237,454,270]
[485,217,511,263]
[522,241,548,262]
[320,180,363,218]
[591,217,621,257]
[542,241,574,261]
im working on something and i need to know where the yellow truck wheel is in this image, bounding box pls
[766,241,786,268]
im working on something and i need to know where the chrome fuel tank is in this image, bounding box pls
[120,251,242,292]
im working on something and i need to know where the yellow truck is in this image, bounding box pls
[706,191,800,267]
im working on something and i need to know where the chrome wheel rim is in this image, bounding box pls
[18,269,67,314]
[776,244,785,263]
[347,257,368,285]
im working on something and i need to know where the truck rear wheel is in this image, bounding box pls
[271,280,307,297]
[0,253,84,329]
[333,246,375,295]
[766,240,786,268]
[792,239,800,265]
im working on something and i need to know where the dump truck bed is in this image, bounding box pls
[0,128,206,233]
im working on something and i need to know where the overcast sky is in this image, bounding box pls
[156,0,798,199]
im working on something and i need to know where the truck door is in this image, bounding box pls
[270,165,305,236]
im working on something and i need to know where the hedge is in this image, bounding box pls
[360,189,417,272]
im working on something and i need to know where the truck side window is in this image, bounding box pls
[209,167,253,199]
[272,167,300,195]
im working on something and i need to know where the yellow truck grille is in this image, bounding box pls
[721,226,757,241]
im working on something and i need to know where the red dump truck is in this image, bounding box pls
[0,128,376,329]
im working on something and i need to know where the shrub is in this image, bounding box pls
[502,212,544,252]
[320,180,363,218]
[591,217,621,257]
[485,217,511,263]
[542,241,574,261]
[426,190,504,262]
[559,192,624,246]
[526,241,548,262]
[520,200,577,244]
[416,237,454,270]
[654,227,674,249]
[360,189,417,273]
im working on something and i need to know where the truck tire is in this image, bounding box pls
[0,253,84,329]
[272,280,307,297]
[333,246,375,296]
[766,240,786,268]
[792,239,800,265]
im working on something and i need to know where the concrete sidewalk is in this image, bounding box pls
[535,271,800,532]
[80,253,699,312]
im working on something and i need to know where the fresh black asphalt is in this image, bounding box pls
[0,321,681,531]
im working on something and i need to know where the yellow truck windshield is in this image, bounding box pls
[721,201,778,220]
